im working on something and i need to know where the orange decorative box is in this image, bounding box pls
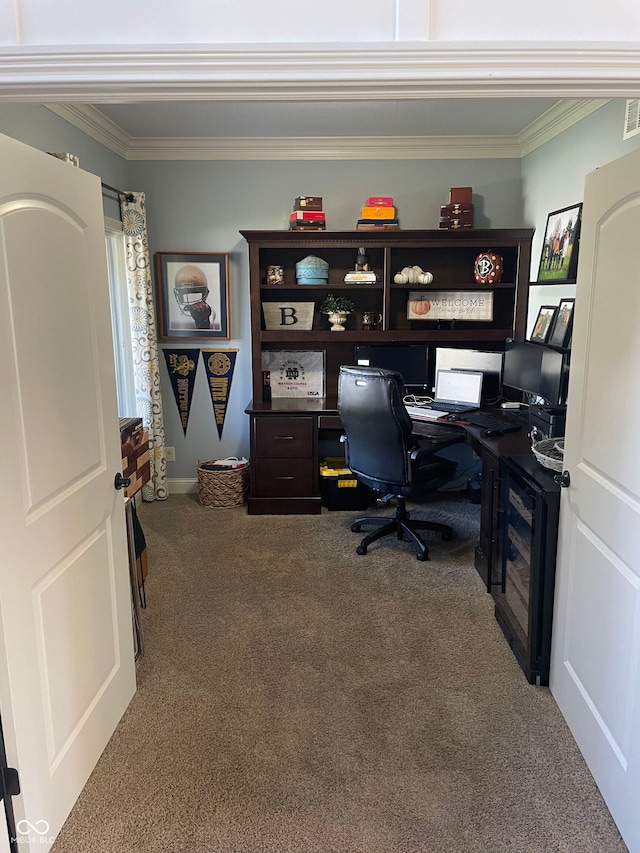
[361,206,395,219]
[119,418,151,499]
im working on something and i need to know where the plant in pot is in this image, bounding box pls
[319,293,356,332]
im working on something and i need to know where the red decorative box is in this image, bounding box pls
[289,211,326,221]
[366,196,393,206]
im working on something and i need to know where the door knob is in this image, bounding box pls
[114,473,131,490]
[554,470,570,488]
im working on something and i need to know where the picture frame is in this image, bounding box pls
[537,203,582,283]
[155,252,230,340]
[547,298,575,349]
[530,305,557,344]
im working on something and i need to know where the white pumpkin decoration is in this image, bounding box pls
[395,265,433,285]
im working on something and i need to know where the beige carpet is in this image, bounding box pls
[52,493,626,853]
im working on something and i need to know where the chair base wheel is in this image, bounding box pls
[416,551,429,561]
[351,523,361,533]
[356,545,367,555]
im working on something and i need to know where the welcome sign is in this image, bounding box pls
[407,291,494,321]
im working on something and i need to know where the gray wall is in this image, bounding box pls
[522,99,640,335]
[130,157,524,479]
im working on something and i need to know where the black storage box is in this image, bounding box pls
[320,458,373,511]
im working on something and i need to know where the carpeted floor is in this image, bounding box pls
[52,493,626,853]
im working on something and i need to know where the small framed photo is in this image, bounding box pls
[155,252,230,340]
[530,305,557,344]
[537,203,582,283]
[547,298,575,349]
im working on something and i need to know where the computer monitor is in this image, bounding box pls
[354,344,429,390]
[434,347,504,402]
[502,339,566,406]
[539,346,567,407]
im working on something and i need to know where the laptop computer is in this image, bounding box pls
[405,369,483,420]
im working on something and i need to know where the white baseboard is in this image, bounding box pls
[168,477,199,494]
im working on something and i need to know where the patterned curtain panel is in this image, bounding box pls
[119,192,168,501]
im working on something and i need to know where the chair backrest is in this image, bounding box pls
[338,365,416,488]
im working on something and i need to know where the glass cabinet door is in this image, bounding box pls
[502,471,537,649]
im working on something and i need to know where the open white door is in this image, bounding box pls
[0,134,135,850]
[550,145,640,851]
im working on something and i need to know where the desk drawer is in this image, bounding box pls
[254,416,313,458]
[253,457,315,497]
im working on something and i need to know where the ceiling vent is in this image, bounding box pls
[623,99,640,139]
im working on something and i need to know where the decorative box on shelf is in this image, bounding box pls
[294,196,323,211]
[119,417,151,500]
[262,302,315,330]
[439,203,474,230]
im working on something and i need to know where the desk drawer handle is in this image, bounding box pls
[276,476,295,481]
[274,435,295,441]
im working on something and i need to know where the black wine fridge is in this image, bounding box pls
[493,454,561,685]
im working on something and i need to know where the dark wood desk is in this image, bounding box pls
[245,398,531,587]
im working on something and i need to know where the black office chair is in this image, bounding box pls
[338,365,457,561]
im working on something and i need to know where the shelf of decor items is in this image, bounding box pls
[242,228,534,404]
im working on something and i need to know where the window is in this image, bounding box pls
[105,217,137,417]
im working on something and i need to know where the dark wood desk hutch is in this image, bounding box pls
[242,229,534,534]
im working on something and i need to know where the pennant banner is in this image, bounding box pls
[162,349,199,435]
[201,349,238,439]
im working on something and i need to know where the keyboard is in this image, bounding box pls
[422,402,479,414]
[463,412,522,433]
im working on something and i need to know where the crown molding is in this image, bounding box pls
[126,134,522,160]
[5,43,640,101]
[517,98,609,155]
[46,103,131,158]
[45,96,605,161]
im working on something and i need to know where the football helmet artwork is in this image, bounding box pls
[173,265,215,330]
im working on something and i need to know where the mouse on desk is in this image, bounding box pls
[486,428,504,437]
[445,414,460,421]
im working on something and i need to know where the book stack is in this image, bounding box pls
[356,196,400,230]
[289,196,326,231]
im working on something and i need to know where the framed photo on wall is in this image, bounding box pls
[547,298,575,349]
[530,305,557,344]
[155,252,230,340]
[537,203,582,283]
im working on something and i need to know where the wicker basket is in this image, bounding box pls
[197,459,249,507]
[531,437,564,473]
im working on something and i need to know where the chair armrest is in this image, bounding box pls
[408,446,457,486]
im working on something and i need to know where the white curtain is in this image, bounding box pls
[119,192,168,501]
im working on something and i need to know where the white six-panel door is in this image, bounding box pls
[550,145,640,852]
[0,134,135,851]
